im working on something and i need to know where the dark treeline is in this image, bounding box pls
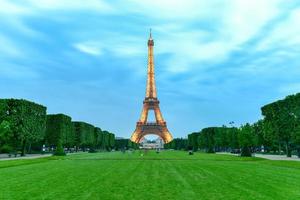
[114,138,139,150]
[0,99,116,156]
[164,138,188,150]
[167,93,300,157]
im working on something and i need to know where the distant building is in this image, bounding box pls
[115,137,126,140]
[140,137,164,149]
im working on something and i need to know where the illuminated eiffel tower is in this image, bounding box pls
[130,30,173,144]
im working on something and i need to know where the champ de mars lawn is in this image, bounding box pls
[0,151,300,200]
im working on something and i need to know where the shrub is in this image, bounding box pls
[53,140,66,156]
[88,148,97,153]
[240,147,251,157]
[0,144,13,153]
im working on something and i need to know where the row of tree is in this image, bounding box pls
[261,93,300,157]
[114,138,139,150]
[0,99,116,156]
[166,93,300,157]
[46,114,115,154]
[164,138,188,150]
[186,126,252,156]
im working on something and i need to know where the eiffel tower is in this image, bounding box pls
[131,30,173,144]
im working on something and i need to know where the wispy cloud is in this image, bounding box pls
[73,42,103,56]
[1,0,300,137]
[0,34,21,57]
[27,0,114,12]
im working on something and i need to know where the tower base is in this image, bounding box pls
[131,122,173,143]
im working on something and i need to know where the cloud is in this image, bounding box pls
[118,0,284,74]
[257,8,300,51]
[1,0,300,137]
[73,42,103,56]
[222,0,282,45]
[125,0,223,20]
[0,0,115,14]
[30,0,113,11]
[0,34,21,57]
[0,0,31,15]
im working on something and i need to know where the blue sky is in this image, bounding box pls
[1,0,300,139]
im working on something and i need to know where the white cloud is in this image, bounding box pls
[257,8,300,50]
[0,0,296,76]
[0,34,21,57]
[125,0,223,20]
[112,45,143,57]
[122,0,284,73]
[73,42,103,56]
[27,0,114,12]
[222,0,281,45]
[0,0,115,17]
[73,34,145,58]
[0,0,31,15]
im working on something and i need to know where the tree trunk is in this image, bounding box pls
[21,139,27,157]
[286,142,291,157]
[278,142,282,155]
[27,143,32,154]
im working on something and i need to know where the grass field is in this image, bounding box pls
[0,151,300,200]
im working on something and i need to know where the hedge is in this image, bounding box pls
[45,114,74,148]
[72,121,95,151]
[0,99,46,155]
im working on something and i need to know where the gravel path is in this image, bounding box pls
[0,154,52,161]
[217,152,300,161]
[254,154,300,161]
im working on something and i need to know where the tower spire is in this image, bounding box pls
[146,29,156,98]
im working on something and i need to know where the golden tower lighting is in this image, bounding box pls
[130,30,173,144]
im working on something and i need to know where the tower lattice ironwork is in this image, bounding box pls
[130,31,173,144]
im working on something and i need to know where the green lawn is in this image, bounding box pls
[0,151,300,200]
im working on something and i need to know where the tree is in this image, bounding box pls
[227,127,239,153]
[188,132,200,151]
[261,95,300,157]
[109,132,115,149]
[200,128,216,153]
[101,131,112,151]
[72,121,95,151]
[238,123,255,157]
[0,120,13,153]
[0,99,47,156]
[252,120,265,151]
[287,93,300,157]
[94,127,103,150]
[45,114,74,150]
[214,127,229,152]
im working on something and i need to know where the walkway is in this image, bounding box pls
[254,154,300,161]
[217,152,300,161]
[0,154,52,161]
